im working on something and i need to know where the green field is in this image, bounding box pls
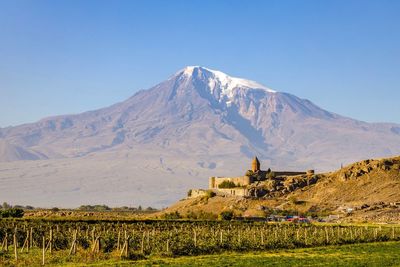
[133,241,400,266]
[1,219,400,266]
[1,241,400,266]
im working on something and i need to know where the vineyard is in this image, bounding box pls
[1,219,400,265]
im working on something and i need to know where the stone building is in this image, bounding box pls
[208,157,264,190]
[206,157,313,197]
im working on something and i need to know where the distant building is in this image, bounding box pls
[206,157,311,197]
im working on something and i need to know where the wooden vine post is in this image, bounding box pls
[304,228,307,245]
[49,228,53,253]
[261,231,264,245]
[124,231,129,257]
[91,236,100,253]
[193,230,197,247]
[1,234,8,252]
[325,227,329,244]
[141,232,145,254]
[20,230,29,252]
[68,229,78,256]
[30,227,33,249]
[117,230,121,251]
[13,232,18,261]
[119,230,129,258]
[42,236,45,266]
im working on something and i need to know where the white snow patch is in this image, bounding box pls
[178,66,276,101]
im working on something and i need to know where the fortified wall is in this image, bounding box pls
[188,189,208,198]
[274,171,307,177]
[209,176,252,189]
[216,188,249,197]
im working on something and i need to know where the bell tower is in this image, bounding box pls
[251,156,260,172]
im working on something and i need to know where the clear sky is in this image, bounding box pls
[0,0,399,127]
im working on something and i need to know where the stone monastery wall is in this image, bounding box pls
[216,188,249,197]
[274,171,307,177]
[209,176,253,189]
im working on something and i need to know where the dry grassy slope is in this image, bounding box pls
[161,156,400,220]
[292,156,400,209]
[158,195,282,218]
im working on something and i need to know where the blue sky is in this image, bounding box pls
[0,0,399,127]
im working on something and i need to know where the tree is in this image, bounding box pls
[9,208,24,218]
[205,190,216,198]
[0,208,24,218]
[162,211,181,220]
[267,171,276,179]
[218,180,237,188]
[93,205,111,211]
[2,202,11,209]
[245,170,254,177]
[219,211,234,220]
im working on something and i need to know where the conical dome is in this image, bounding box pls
[251,156,260,172]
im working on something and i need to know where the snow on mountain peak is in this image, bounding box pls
[178,66,276,100]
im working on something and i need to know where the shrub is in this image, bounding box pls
[219,211,234,220]
[288,196,305,205]
[187,189,192,197]
[218,180,237,188]
[205,190,216,198]
[288,196,298,205]
[78,205,111,211]
[245,170,254,176]
[12,208,24,218]
[162,211,182,220]
[0,208,24,218]
[186,210,197,219]
[2,202,11,209]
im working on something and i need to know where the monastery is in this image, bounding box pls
[189,157,315,198]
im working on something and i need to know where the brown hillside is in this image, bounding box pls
[160,156,400,222]
[292,156,400,208]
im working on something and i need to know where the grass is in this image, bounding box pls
[1,241,400,266]
[114,241,400,267]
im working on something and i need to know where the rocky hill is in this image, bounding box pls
[290,156,400,217]
[162,156,400,222]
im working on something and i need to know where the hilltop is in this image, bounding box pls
[161,156,400,223]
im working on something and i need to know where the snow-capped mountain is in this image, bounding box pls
[1,66,400,207]
[180,66,276,101]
